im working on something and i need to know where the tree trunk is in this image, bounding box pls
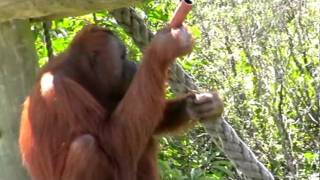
[0,20,38,180]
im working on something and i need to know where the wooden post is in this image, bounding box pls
[0,20,38,180]
[0,0,139,22]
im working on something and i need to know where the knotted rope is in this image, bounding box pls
[110,8,274,180]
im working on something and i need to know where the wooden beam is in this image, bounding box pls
[0,20,38,179]
[0,0,139,22]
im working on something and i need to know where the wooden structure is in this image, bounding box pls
[0,1,139,179]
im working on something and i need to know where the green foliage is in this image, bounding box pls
[32,0,319,179]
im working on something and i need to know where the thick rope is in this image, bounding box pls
[110,8,274,180]
[202,118,274,179]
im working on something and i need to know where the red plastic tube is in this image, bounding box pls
[169,0,193,28]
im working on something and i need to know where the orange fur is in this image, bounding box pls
[19,25,194,180]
